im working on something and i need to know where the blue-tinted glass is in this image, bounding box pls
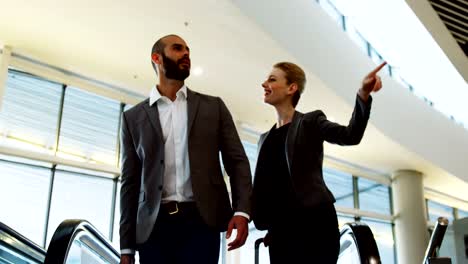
[242,141,257,176]
[337,214,355,227]
[319,0,343,25]
[361,218,395,264]
[358,178,391,215]
[458,209,468,219]
[112,181,121,250]
[0,159,51,246]
[345,22,369,54]
[323,168,354,208]
[369,47,386,67]
[0,70,61,154]
[47,170,114,246]
[58,87,120,165]
[123,103,134,112]
[239,223,269,264]
[427,200,454,224]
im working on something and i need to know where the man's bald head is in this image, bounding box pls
[151,34,182,74]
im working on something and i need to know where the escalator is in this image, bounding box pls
[44,220,120,264]
[0,218,451,264]
[2,218,452,263]
[338,223,381,264]
[0,222,45,264]
[0,220,119,264]
[5,219,380,264]
[4,219,381,263]
[255,222,382,264]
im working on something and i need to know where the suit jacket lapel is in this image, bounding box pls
[257,125,274,156]
[143,102,164,143]
[286,111,303,175]
[187,88,200,136]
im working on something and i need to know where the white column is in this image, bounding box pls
[0,45,12,111]
[392,170,429,264]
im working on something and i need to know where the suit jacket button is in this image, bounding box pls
[158,185,163,191]
[160,160,164,164]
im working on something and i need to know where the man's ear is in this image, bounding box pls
[151,53,161,65]
[288,83,298,95]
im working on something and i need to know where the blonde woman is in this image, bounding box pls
[252,61,386,263]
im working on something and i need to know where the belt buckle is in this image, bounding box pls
[168,202,179,215]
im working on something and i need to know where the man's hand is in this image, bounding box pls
[226,215,249,251]
[359,61,386,101]
[263,232,272,247]
[120,254,135,264]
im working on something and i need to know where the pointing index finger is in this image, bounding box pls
[369,61,387,76]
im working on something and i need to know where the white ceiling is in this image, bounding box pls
[1,0,467,204]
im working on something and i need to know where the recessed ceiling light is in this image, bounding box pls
[192,66,203,76]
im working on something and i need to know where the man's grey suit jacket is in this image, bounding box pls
[119,88,252,250]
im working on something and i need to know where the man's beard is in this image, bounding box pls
[161,52,190,81]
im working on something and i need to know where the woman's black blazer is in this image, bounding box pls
[252,96,372,230]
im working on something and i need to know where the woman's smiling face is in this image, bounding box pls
[262,67,294,106]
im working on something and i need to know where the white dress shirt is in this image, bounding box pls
[121,85,249,255]
[150,85,193,202]
[150,85,249,221]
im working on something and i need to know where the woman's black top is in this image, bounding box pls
[257,123,298,221]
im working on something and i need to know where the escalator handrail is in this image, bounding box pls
[44,219,119,264]
[0,221,46,256]
[340,222,381,263]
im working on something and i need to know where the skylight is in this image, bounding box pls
[318,0,468,129]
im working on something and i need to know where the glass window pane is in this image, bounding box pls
[238,223,269,264]
[358,178,391,215]
[242,141,258,176]
[0,70,61,154]
[390,67,412,91]
[427,200,454,224]
[319,0,343,26]
[345,22,369,54]
[458,209,468,219]
[0,159,51,246]
[47,170,114,246]
[123,104,133,112]
[55,164,116,179]
[112,181,121,250]
[58,87,120,166]
[323,168,354,208]
[337,214,355,228]
[361,218,395,264]
[369,47,386,69]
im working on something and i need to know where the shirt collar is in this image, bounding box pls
[149,85,187,106]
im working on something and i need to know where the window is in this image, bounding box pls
[458,209,468,219]
[369,47,386,69]
[242,141,258,176]
[0,70,62,154]
[361,218,395,264]
[58,87,121,165]
[345,22,369,54]
[337,214,355,227]
[319,0,343,26]
[112,180,121,250]
[358,178,391,215]
[323,168,354,208]
[238,223,269,264]
[46,170,114,246]
[0,159,51,246]
[427,200,454,225]
[123,103,134,112]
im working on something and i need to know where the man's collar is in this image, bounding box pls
[149,84,187,106]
